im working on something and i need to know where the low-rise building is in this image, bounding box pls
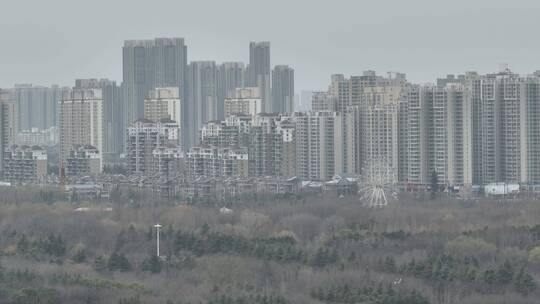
[16,127,58,146]
[66,145,101,177]
[152,145,185,177]
[3,145,47,184]
[187,146,248,178]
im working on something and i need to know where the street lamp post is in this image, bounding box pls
[154,223,162,257]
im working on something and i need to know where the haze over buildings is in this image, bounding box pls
[1,1,540,192]
[3,1,540,91]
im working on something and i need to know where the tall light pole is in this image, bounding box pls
[154,223,162,257]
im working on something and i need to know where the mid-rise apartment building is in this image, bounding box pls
[3,145,47,184]
[187,146,248,177]
[126,118,181,175]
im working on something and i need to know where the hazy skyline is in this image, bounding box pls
[1,0,540,92]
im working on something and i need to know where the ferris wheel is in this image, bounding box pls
[359,158,398,208]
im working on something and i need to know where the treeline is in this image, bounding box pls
[0,262,145,304]
[173,228,339,267]
[0,265,60,304]
[118,294,290,304]
[311,284,429,304]
[376,255,537,296]
[205,294,290,304]
[16,233,66,259]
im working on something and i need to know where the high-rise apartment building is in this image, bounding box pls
[403,85,430,185]
[446,84,466,185]
[217,62,245,120]
[464,69,540,185]
[294,111,343,181]
[326,71,407,113]
[272,65,295,113]
[277,118,296,178]
[59,88,103,174]
[122,38,187,141]
[519,78,540,184]
[403,84,466,186]
[248,114,282,177]
[187,61,218,148]
[0,91,19,174]
[8,84,62,131]
[359,86,403,177]
[75,79,123,156]
[247,42,271,112]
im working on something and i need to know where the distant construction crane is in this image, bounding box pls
[59,163,66,193]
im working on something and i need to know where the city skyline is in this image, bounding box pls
[3,2,540,304]
[2,0,540,92]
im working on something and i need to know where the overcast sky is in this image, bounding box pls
[1,0,540,92]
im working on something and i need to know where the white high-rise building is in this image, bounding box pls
[403,84,466,186]
[359,86,402,176]
[294,111,343,181]
[464,69,540,185]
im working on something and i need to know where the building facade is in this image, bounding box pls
[3,145,47,184]
[187,146,248,178]
[144,87,182,129]
[122,38,187,143]
[75,79,123,156]
[66,145,101,177]
[224,87,262,118]
[247,42,271,112]
[272,65,295,113]
[187,61,218,148]
[126,119,181,175]
[59,88,103,173]
[294,111,343,181]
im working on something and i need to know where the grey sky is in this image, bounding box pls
[1,0,540,92]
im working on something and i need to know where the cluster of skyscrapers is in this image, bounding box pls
[0,37,540,190]
[0,37,295,185]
